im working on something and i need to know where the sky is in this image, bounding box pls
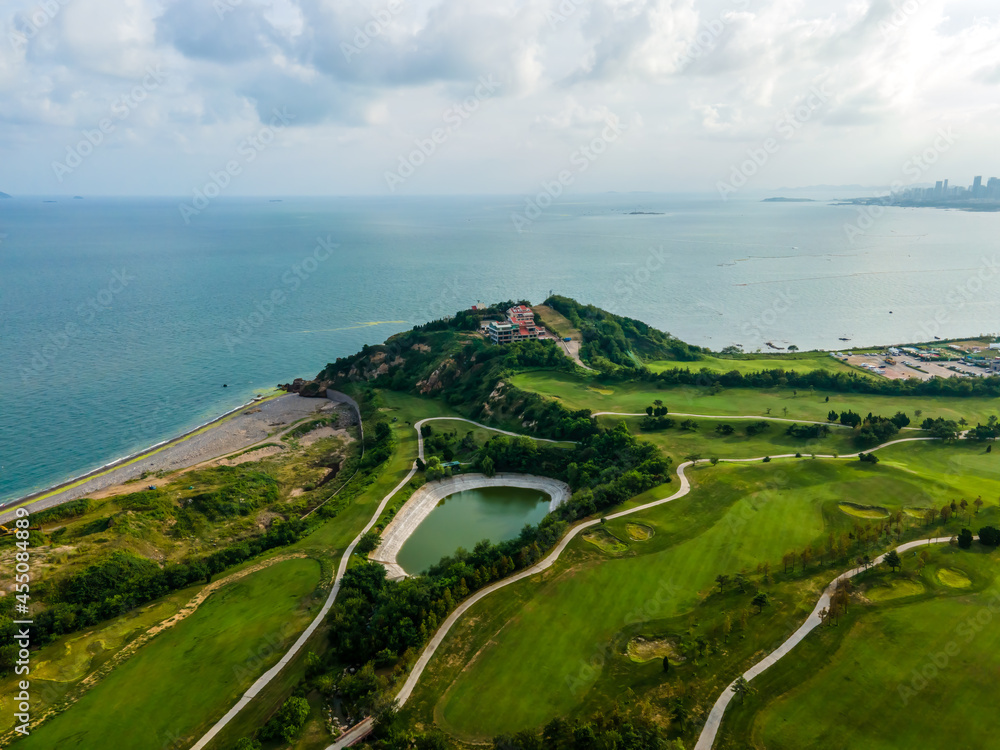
[2,0,999,197]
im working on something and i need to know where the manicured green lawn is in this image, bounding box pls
[510,370,1000,425]
[19,558,322,750]
[646,352,857,376]
[610,414,858,461]
[409,460,837,738]
[721,547,1000,750]
[403,440,1000,742]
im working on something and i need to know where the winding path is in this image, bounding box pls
[387,438,939,717]
[693,534,973,750]
[191,408,570,750]
[193,398,946,750]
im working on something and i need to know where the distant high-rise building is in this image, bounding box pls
[973,175,984,198]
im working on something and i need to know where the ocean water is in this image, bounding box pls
[1,194,998,502]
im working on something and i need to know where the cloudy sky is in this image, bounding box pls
[2,0,998,196]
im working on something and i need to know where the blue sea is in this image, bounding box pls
[1,193,999,503]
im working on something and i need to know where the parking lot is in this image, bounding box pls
[842,353,989,381]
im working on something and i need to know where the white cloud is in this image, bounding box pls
[1,0,999,195]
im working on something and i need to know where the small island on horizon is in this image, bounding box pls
[762,197,816,202]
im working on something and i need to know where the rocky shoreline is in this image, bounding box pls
[0,394,333,524]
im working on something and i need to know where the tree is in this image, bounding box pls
[890,411,911,428]
[663,655,670,673]
[788,344,799,351]
[481,455,496,478]
[782,552,794,573]
[356,531,381,555]
[734,573,750,593]
[234,739,261,750]
[828,410,839,422]
[646,405,654,416]
[261,696,310,743]
[715,573,730,592]
[542,718,573,749]
[978,525,1000,546]
[696,634,708,658]
[731,676,756,704]
[839,410,862,428]
[752,591,770,613]
[940,504,953,523]
[425,456,444,481]
[975,496,984,514]
[883,549,901,572]
[958,528,974,549]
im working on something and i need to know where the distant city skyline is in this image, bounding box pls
[892,173,1000,203]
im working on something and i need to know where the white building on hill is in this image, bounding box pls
[487,305,541,344]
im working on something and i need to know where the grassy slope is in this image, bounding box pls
[533,305,581,341]
[403,442,1000,741]
[207,389,575,749]
[17,557,322,750]
[510,370,1000,425]
[718,547,1000,750]
[202,390,437,750]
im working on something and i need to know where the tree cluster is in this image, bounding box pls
[642,362,1000,399]
[979,525,1000,546]
[545,295,703,370]
[0,518,309,673]
[493,711,678,750]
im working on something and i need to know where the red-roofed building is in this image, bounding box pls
[486,306,542,344]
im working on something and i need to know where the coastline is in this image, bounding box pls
[0,392,332,524]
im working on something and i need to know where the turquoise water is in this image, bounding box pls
[395,486,551,575]
[1,194,999,502]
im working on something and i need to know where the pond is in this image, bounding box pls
[395,486,552,575]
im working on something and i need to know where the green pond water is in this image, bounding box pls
[396,486,552,574]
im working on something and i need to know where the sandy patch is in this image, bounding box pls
[626,523,654,540]
[217,444,284,466]
[299,426,350,447]
[626,636,682,663]
[937,567,972,588]
[582,528,629,554]
[838,502,889,519]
